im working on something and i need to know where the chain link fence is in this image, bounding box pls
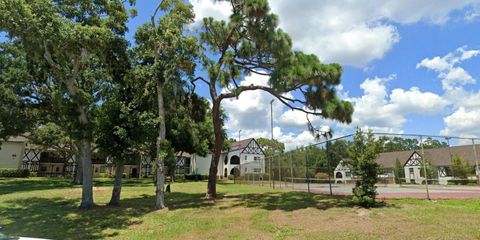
[238,133,480,200]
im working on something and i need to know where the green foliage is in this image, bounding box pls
[451,154,471,184]
[347,128,380,208]
[184,174,209,181]
[393,158,405,184]
[419,158,438,182]
[257,138,285,158]
[0,42,33,141]
[0,169,29,178]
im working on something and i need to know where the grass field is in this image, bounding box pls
[1,178,480,240]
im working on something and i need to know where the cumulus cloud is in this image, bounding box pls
[191,0,479,67]
[441,107,480,137]
[417,46,479,90]
[417,46,480,138]
[350,75,448,132]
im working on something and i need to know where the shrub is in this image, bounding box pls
[185,174,208,181]
[347,129,380,208]
[0,169,30,178]
[315,172,329,179]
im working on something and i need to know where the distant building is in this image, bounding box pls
[0,136,141,178]
[1,136,266,179]
[334,144,480,185]
[187,138,266,178]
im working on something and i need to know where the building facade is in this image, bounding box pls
[189,138,266,178]
[334,144,480,185]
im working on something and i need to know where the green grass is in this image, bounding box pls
[1,178,480,239]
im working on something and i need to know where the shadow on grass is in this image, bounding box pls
[0,196,158,239]
[0,178,75,195]
[0,178,156,195]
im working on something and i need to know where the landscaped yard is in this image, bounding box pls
[1,178,480,240]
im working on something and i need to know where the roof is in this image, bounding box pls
[228,138,255,152]
[375,144,480,168]
[376,150,415,168]
[423,144,480,166]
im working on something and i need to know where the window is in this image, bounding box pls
[245,168,247,173]
[253,168,261,173]
[254,156,261,161]
[244,156,247,160]
[409,168,414,174]
[346,172,351,177]
[55,167,60,172]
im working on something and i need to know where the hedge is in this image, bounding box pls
[185,174,208,181]
[0,169,30,178]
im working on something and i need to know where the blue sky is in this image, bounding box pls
[129,1,480,149]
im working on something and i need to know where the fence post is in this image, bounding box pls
[305,147,310,193]
[472,139,479,185]
[419,135,430,200]
[279,153,282,188]
[326,141,333,196]
[290,152,294,190]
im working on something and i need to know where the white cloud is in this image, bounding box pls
[190,0,231,24]
[441,107,480,137]
[417,46,480,137]
[191,0,479,67]
[269,0,478,67]
[350,75,448,133]
[417,46,479,90]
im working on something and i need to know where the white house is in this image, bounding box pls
[189,138,266,178]
[334,144,480,185]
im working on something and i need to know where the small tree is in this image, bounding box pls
[419,158,438,183]
[347,128,380,207]
[451,154,470,185]
[393,158,404,184]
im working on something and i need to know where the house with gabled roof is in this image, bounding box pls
[334,144,480,185]
[189,138,266,178]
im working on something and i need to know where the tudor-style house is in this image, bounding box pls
[0,136,143,178]
[334,144,480,185]
[187,138,266,178]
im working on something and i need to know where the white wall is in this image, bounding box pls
[0,142,24,169]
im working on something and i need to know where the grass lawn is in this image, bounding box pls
[1,178,480,240]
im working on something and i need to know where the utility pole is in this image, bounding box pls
[270,99,275,189]
[237,129,241,184]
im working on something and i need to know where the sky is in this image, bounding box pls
[126,0,480,150]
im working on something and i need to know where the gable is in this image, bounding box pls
[240,139,265,155]
[404,152,422,167]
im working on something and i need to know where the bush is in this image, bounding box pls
[0,169,30,178]
[315,172,329,179]
[185,174,208,181]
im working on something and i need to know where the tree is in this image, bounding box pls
[195,0,353,199]
[0,42,33,143]
[393,158,404,184]
[257,138,285,158]
[0,0,132,209]
[451,154,470,184]
[347,128,380,207]
[134,0,198,209]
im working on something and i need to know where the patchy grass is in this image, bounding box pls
[1,178,480,239]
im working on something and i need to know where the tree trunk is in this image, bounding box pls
[73,156,83,185]
[155,81,166,209]
[79,138,94,209]
[108,161,124,206]
[206,100,224,199]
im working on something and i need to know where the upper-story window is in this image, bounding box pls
[244,156,247,160]
[254,156,261,161]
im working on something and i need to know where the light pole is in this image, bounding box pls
[238,129,241,183]
[270,99,275,189]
